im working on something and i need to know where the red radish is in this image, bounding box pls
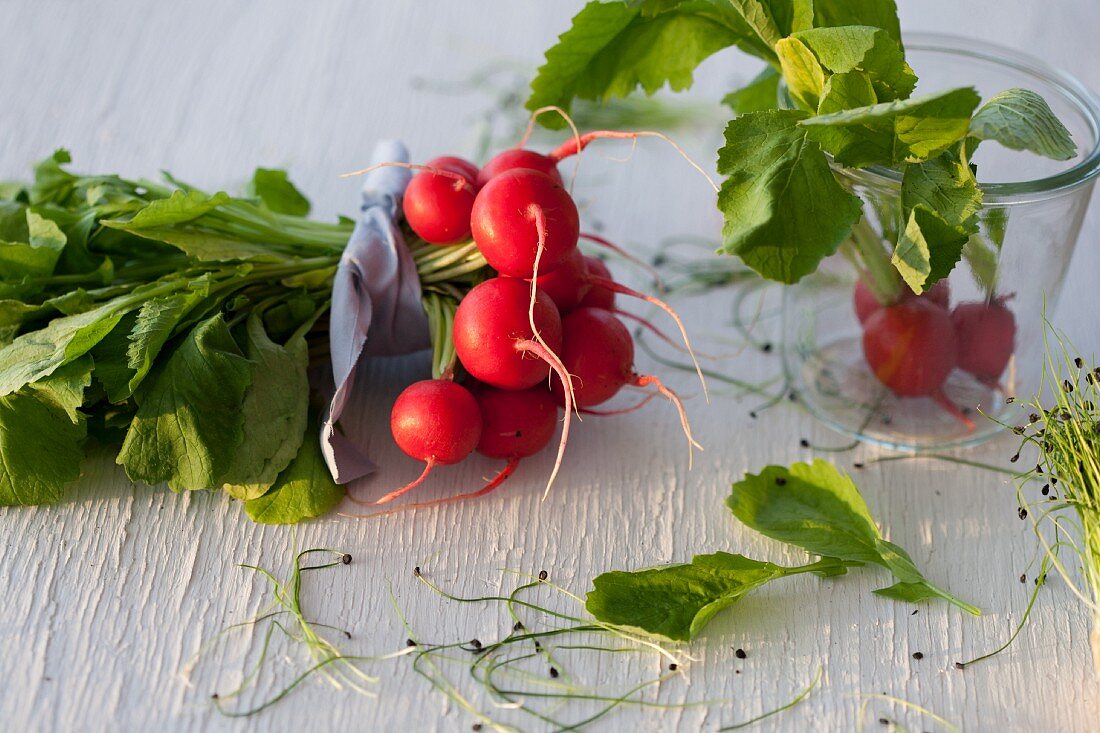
[426,155,479,184]
[549,307,701,454]
[402,165,477,245]
[853,278,951,324]
[475,386,559,460]
[952,299,1016,384]
[477,148,564,188]
[453,277,564,390]
[528,247,591,312]
[578,256,615,310]
[470,169,580,278]
[861,299,974,429]
[374,379,483,504]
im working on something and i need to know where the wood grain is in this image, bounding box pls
[1,1,1098,731]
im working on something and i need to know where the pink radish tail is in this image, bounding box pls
[518,105,583,155]
[580,391,659,416]
[515,338,573,501]
[931,390,976,431]
[338,161,474,192]
[579,232,665,292]
[591,275,708,401]
[529,207,578,413]
[373,458,437,505]
[340,459,520,519]
[547,130,719,193]
[632,373,703,466]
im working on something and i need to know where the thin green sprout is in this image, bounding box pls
[718,666,822,730]
[855,693,961,733]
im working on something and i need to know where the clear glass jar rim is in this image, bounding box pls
[833,32,1100,203]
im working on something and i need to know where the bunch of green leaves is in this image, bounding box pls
[585,459,978,642]
[528,0,1076,296]
[0,151,489,523]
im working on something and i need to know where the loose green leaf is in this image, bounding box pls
[872,581,942,603]
[117,314,252,491]
[0,357,91,505]
[244,415,344,524]
[222,314,310,500]
[891,204,969,293]
[817,71,877,114]
[812,0,901,45]
[722,66,780,114]
[717,109,862,283]
[792,26,915,102]
[969,88,1077,161]
[801,87,981,167]
[527,1,748,126]
[727,459,884,564]
[247,169,311,217]
[775,37,825,111]
[586,552,787,640]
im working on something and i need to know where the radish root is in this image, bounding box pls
[373,458,437,505]
[338,161,474,193]
[515,338,573,501]
[341,459,520,519]
[580,232,665,292]
[548,130,720,194]
[590,275,708,401]
[632,374,702,466]
[931,390,977,431]
[580,391,660,416]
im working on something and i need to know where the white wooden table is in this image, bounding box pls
[2,2,1099,731]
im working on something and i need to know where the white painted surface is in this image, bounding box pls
[1,2,1098,731]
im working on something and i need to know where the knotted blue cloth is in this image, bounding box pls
[321,140,430,483]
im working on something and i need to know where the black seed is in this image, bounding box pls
[1064,380,1074,393]
[1006,396,1016,403]
[853,462,865,469]
[788,391,798,402]
[513,621,525,632]
[1042,485,1050,496]
[1020,573,1027,584]
[955,661,966,669]
[407,638,417,647]
[538,570,548,581]
[669,663,678,671]
[211,693,219,700]
[912,652,924,660]
[911,609,918,616]
[1013,426,1026,435]
[800,439,810,448]
[471,639,482,650]
[1036,464,1043,474]
[749,411,757,419]
[534,641,542,650]
[735,648,747,659]
[879,718,889,725]
[473,725,483,732]
[549,667,559,678]
[1018,507,1028,520]
[761,342,773,353]
[735,669,741,674]
[775,477,787,486]
[1010,453,1020,463]
[341,554,352,565]
[1076,357,1085,369]
[1030,414,1041,424]
[413,566,421,577]
[1052,477,1059,486]
[345,631,352,639]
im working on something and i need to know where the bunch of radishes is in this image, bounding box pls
[357,133,703,513]
[854,278,1016,426]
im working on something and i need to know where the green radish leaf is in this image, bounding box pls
[222,313,310,500]
[124,290,208,396]
[104,226,286,263]
[0,357,92,505]
[0,299,134,398]
[812,0,901,45]
[105,189,230,230]
[891,204,969,293]
[872,581,941,603]
[801,87,981,167]
[244,414,344,524]
[900,152,983,230]
[727,459,885,564]
[117,314,252,491]
[0,210,68,298]
[247,169,311,217]
[776,37,825,111]
[717,109,862,283]
[586,552,787,641]
[527,1,750,127]
[90,310,140,403]
[969,88,1077,161]
[723,66,780,114]
[30,149,79,206]
[817,71,877,114]
[792,26,915,102]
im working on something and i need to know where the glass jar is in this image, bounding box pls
[783,33,1100,451]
